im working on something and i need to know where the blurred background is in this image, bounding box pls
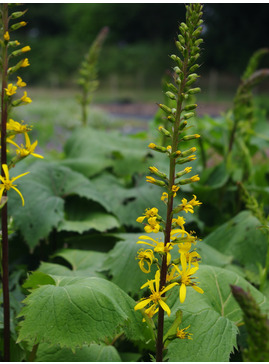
[17,3,269,97]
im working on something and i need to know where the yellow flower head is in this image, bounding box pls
[148,143,156,149]
[161,192,168,203]
[21,46,31,53]
[20,21,27,27]
[146,176,156,184]
[4,31,10,41]
[184,167,192,173]
[172,215,186,229]
[134,269,178,317]
[137,235,173,264]
[7,119,32,134]
[136,207,158,223]
[21,58,30,68]
[180,198,194,213]
[17,76,27,87]
[144,216,160,233]
[136,248,155,273]
[8,132,43,159]
[189,194,202,207]
[21,91,32,104]
[190,174,200,182]
[174,254,204,303]
[0,164,29,206]
[5,83,17,96]
[176,325,193,340]
[171,184,180,197]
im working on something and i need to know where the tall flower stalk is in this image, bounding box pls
[0,5,42,361]
[134,4,204,361]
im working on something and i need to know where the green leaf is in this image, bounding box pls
[38,249,107,278]
[36,342,122,362]
[91,173,167,228]
[23,271,56,290]
[17,276,147,350]
[63,127,150,178]
[164,265,269,362]
[58,196,119,234]
[203,210,268,274]
[8,161,113,250]
[102,233,159,297]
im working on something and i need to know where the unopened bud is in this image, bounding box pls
[176,155,196,164]
[167,83,178,93]
[10,21,27,31]
[182,134,200,141]
[158,126,171,137]
[183,112,195,120]
[149,166,167,180]
[146,176,166,187]
[165,91,176,100]
[148,143,167,153]
[187,87,201,95]
[158,103,172,115]
[181,147,196,158]
[10,10,27,19]
[179,120,188,130]
[184,104,197,111]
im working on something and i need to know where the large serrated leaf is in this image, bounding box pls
[36,342,122,362]
[203,210,268,273]
[38,249,107,278]
[63,127,150,177]
[8,161,113,250]
[17,275,146,350]
[164,265,269,362]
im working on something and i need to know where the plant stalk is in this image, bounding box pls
[1,4,10,361]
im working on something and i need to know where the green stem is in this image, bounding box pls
[28,343,39,362]
[1,4,10,361]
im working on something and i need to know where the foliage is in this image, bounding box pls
[1,3,269,363]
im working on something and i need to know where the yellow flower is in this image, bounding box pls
[17,76,27,87]
[161,192,168,203]
[144,216,160,233]
[21,58,30,67]
[137,235,173,264]
[146,176,156,184]
[5,83,17,96]
[134,270,178,317]
[7,119,32,134]
[174,254,204,303]
[136,248,155,273]
[8,132,43,159]
[21,46,31,53]
[190,174,200,182]
[148,143,156,149]
[4,31,10,41]
[189,194,202,207]
[0,164,29,206]
[184,167,192,173]
[136,207,158,223]
[180,198,194,213]
[176,325,193,340]
[21,91,32,104]
[171,184,180,197]
[20,21,27,26]
[172,215,185,229]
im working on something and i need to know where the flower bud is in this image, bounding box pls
[165,91,176,100]
[176,155,196,164]
[167,83,178,93]
[178,34,185,45]
[187,87,201,95]
[10,10,27,19]
[175,166,192,179]
[184,104,197,111]
[158,103,172,115]
[148,143,167,153]
[158,126,171,137]
[182,134,200,141]
[179,120,188,130]
[180,147,196,158]
[167,115,175,123]
[183,112,195,119]
[146,176,166,187]
[10,21,27,31]
[189,64,200,73]
[149,166,167,180]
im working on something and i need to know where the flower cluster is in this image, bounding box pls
[0,6,43,206]
[134,4,204,345]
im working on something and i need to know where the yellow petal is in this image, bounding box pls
[134,298,152,311]
[11,171,30,183]
[2,164,9,180]
[11,186,25,206]
[192,285,204,294]
[159,299,171,316]
[180,283,186,303]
